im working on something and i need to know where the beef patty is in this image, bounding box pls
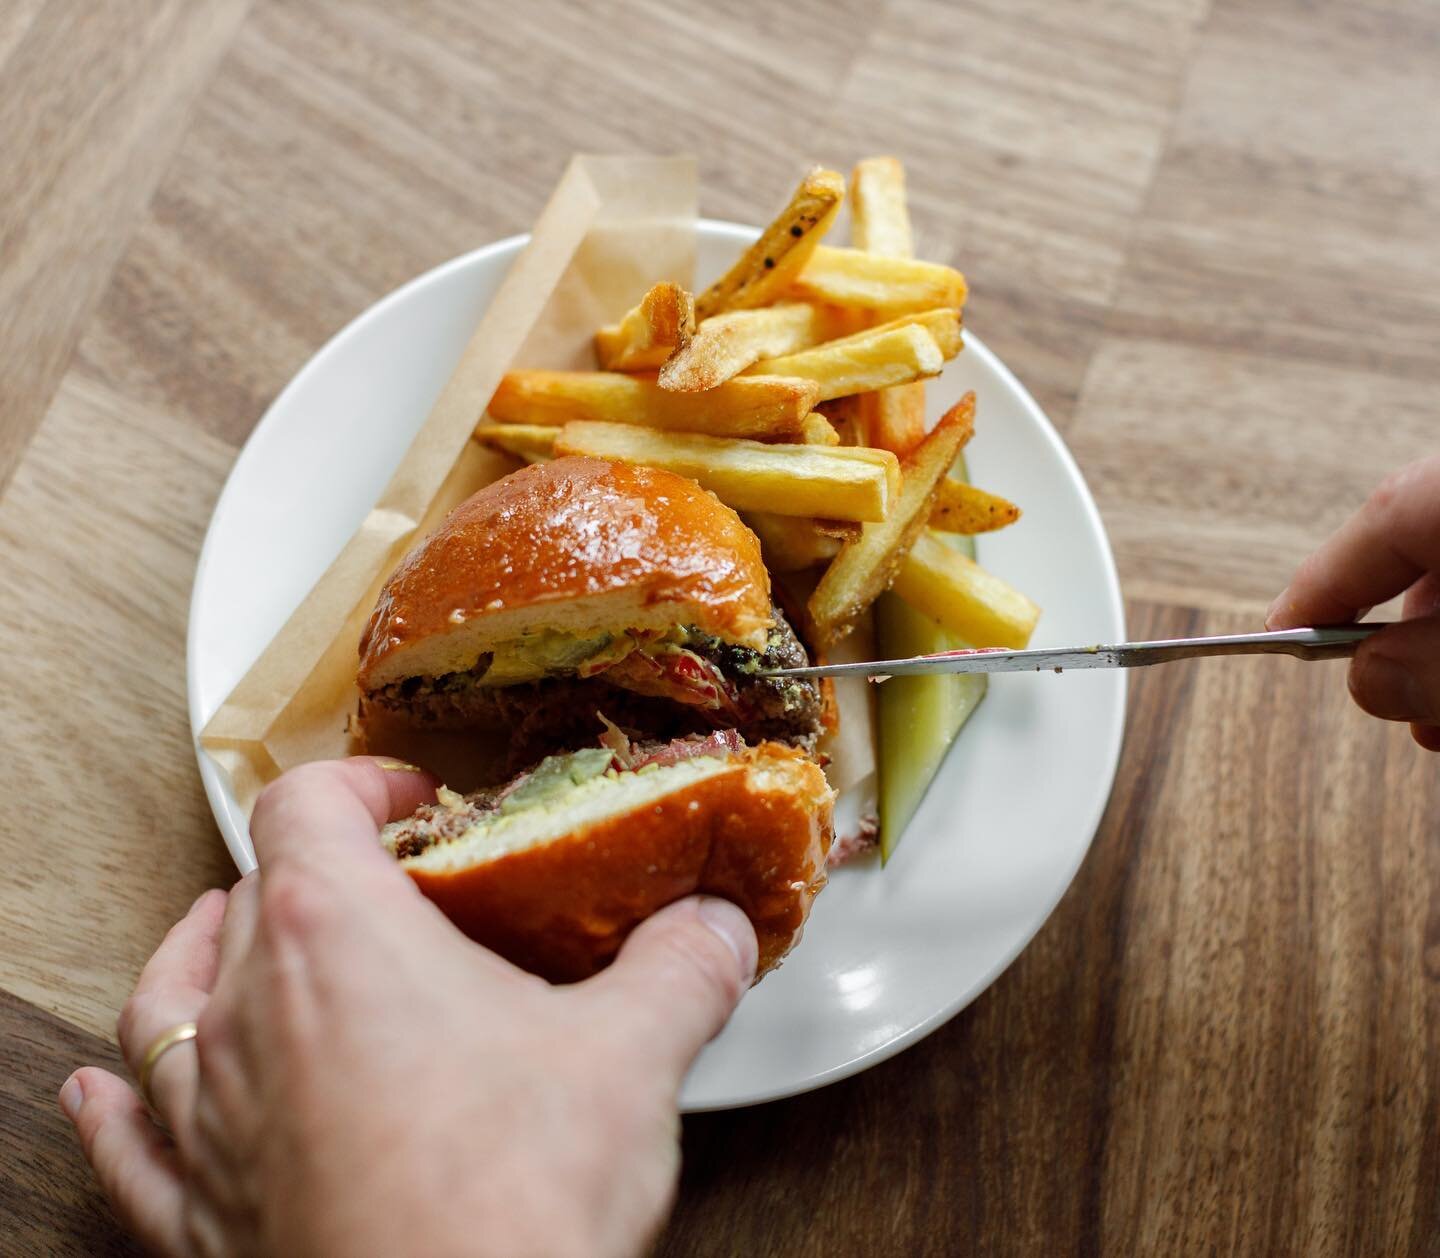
[361,608,822,768]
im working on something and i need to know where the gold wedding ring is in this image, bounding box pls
[138,1021,198,1109]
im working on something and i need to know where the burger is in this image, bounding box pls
[359,455,835,981]
[357,456,825,767]
[380,735,832,981]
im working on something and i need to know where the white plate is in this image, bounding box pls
[188,222,1126,1111]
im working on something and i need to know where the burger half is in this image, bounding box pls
[381,734,833,981]
[357,456,824,767]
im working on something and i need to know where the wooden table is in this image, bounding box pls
[3,2,1437,1253]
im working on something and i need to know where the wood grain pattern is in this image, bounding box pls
[74,0,879,446]
[1066,340,1440,609]
[0,373,239,1034]
[0,989,138,1256]
[0,0,252,491]
[1108,0,1440,384]
[3,1,1438,1253]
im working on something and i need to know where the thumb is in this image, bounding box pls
[1349,616,1440,734]
[587,896,758,1083]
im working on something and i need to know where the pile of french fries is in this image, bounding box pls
[476,159,1039,654]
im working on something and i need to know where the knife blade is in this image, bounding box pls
[761,625,1386,681]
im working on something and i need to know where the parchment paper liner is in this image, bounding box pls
[199,155,698,814]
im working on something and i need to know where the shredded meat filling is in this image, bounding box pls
[385,731,748,861]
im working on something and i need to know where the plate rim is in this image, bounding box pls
[187,231,534,871]
[187,220,1127,1107]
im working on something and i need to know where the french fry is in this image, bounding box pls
[594,282,695,370]
[789,246,966,315]
[745,323,947,402]
[752,308,961,372]
[694,168,845,319]
[553,421,900,523]
[808,393,976,645]
[928,479,1022,534]
[860,384,926,458]
[850,157,913,258]
[850,156,928,457]
[743,513,843,572]
[867,308,964,355]
[658,303,847,392]
[791,441,902,501]
[802,412,841,445]
[473,422,557,462]
[487,370,819,440]
[892,532,1040,649]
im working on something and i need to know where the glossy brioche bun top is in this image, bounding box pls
[381,743,834,982]
[358,456,773,690]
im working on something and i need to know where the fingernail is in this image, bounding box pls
[375,758,425,773]
[1265,591,1291,630]
[58,1073,83,1121]
[696,897,757,984]
[1355,653,1427,720]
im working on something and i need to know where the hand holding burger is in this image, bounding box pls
[61,457,838,1254]
[358,456,835,980]
[61,758,759,1258]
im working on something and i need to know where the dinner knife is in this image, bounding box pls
[761,625,1386,681]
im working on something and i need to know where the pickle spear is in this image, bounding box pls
[875,463,986,863]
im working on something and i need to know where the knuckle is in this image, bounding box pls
[1370,461,1427,524]
[282,759,343,790]
[259,864,332,944]
[115,990,158,1055]
[1370,469,1404,514]
[250,775,287,826]
[115,998,137,1050]
[193,1002,231,1061]
[252,761,337,824]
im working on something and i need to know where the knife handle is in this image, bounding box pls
[1126,625,1384,667]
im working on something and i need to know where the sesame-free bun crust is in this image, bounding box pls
[391,744,833,982]
[359,457,773,690]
